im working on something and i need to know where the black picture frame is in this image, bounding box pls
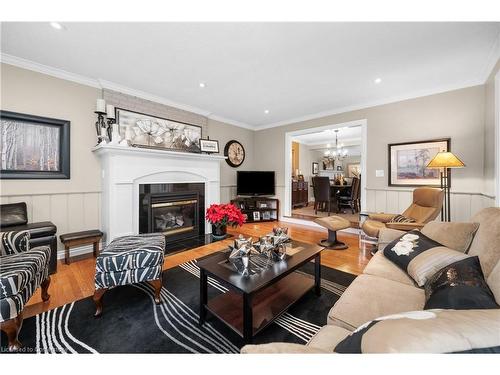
[199,138,220,154]
[312,162,319,175]
[0,110,70,179]
[388,138,450,187]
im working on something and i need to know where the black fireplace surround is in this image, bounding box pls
[139,183,205,244]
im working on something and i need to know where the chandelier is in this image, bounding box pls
[324,129,348,162]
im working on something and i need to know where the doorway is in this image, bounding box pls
[283,119,367,224]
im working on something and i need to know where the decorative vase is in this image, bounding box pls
[211,224,227,239]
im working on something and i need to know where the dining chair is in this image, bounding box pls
[338,176,359,214]
[312,176,336,215]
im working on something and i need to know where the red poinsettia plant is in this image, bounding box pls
[205,203,246,228]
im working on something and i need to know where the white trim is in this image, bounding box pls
[1,53,255,130]
[283,119,367,217]
[98,79,212,118]
[495,69,500,207]
[1,52,490,133]
[1,53,101,88]
[481,30,500,82]
[254,81,483,131]
[206,113,256,130]
[57,244,99,260]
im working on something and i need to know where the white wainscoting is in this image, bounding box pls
[365,188,496,222]
[0,191,102,258]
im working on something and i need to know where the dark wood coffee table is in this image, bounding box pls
[198,240,323,344]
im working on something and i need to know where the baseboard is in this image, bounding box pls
[56,243,103,260]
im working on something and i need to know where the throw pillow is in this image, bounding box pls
[424,256,499,310]
[383,230,469,286]
[0,230,30,256]
[334,309,500,353]
[388,214,416,223]
[421,221,480,253]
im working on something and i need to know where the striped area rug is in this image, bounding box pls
[1,260,356,353]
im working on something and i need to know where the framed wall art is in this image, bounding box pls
[115,107,202,153]
[347,163,361,178]
[199,138,219,154]
[0,110,70,179]
[312,162,319,175]
[388,138,450,187]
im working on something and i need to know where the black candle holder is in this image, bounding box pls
[106,118,115,141]
[94,111,107,144]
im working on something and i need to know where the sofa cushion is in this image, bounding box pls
[362,251,414,286]
[241,343,328,354]
[307,325,351,352]
[468,207,500,278]
[487,261,500,304]
[334,309,500,353]
[0,246,51,299]
[424,256,499,310]
[327,274,425,330]
[0,230,30,255]
[421,221,479,253]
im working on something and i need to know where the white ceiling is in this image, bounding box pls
[1,22,499,130]
[292,125,361,146]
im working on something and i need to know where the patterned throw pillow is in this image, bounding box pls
[424,256,499,310]
[383,230,469,286]
[334,309,500,353]
[0,230,31,255]
[388,214,416,223]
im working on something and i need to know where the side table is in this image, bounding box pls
[59,230,104,264]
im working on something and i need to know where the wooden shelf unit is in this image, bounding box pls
[231,197,279,223]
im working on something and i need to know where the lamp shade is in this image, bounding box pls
[426,152,465,169]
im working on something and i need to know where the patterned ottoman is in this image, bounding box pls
[93,234,165,316]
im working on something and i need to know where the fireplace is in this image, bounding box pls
[139,183,205,242]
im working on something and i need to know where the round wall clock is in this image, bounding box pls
[224,140,245,167]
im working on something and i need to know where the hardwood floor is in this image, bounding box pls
[24,221,371,318]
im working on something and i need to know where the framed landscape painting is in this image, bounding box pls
[115,108,202,153]
[0,110,70,179]
[388,138,450,187]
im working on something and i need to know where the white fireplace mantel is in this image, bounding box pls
[92,144,226,243]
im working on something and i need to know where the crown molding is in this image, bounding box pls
[481,29,500,82]
[206,113,256,130]
[254,80,483,131]
[1,53,101,88]
[1,53,255,130]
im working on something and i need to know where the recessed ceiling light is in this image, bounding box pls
[374,78,382,84]
[199,82,206,88]
[50,22,64,30]
[264,109,270,114]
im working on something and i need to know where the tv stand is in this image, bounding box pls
[231,197,279,223]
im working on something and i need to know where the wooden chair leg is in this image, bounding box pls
[93,241,99,257]
[1,311,23,352]
[41,276,51,302]
[93,288,107,317]
[149,278,163,304]
[65,245,71,265]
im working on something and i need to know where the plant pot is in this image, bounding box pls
[211,224,227,239]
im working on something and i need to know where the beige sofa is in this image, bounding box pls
[242,207,500,353]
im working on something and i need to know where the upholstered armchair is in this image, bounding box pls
[361,187,444,238]
[0,230,51,351]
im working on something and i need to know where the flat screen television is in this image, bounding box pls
[237,171,275,196]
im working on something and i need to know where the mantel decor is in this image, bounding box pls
[0,110,70,179]
[388,138,450,187]
[115,107,202,153]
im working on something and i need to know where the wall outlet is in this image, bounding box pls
[375,169,385,177]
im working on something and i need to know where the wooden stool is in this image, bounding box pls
[59,230,104,265]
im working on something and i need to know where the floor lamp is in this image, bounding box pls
[426,152,465,222]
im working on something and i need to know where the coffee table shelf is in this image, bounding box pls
[206,272,314,337]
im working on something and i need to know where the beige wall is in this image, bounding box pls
[254,85,492,220]
[1,63,102,195]
[484,59,500,197]
[206,118,255,202]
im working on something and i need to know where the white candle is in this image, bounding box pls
[96,98,106,113]
[106,104,115,119]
